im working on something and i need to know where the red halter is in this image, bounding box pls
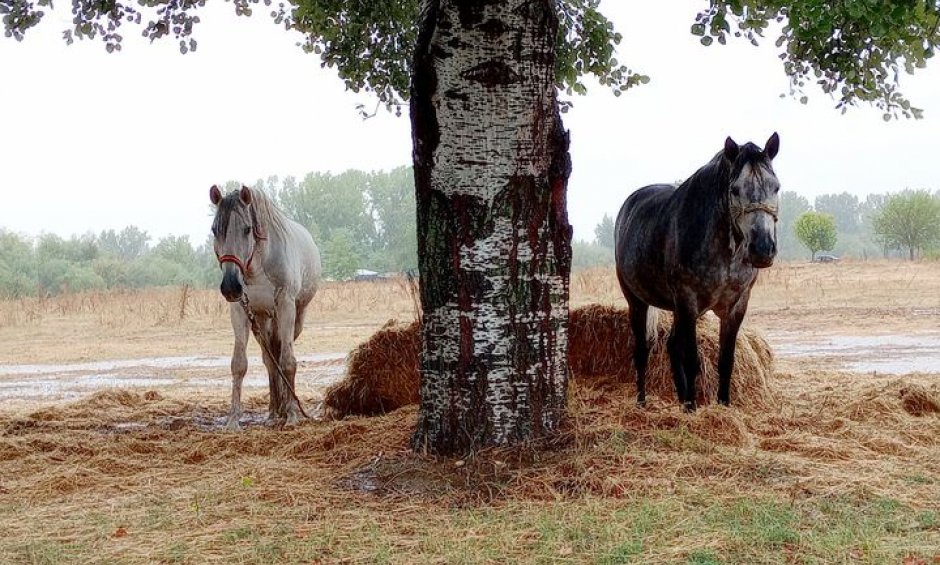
[217,231,267,277]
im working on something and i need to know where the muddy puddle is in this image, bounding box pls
[769,331,940,374]
[0,353,347,403]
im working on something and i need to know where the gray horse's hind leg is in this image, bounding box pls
[625,293,650,407]
[666,328,687,407]
[668,308,699,411]
[226,306,250,430]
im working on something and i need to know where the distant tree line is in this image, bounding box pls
[0,227,218,298]
[0,167,419,298]
[5,179,937,299]
[264,166,417,281]
[786,189,940,261]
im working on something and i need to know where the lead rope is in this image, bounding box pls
[238,292,311,422]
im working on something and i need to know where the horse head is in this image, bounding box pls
[723,132,780,268]
[210,185,265,302]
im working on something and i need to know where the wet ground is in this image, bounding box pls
[0,332,937,408]
[769,331,940,374]
[0,353,347,403]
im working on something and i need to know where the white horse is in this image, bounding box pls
[209,185,321,429]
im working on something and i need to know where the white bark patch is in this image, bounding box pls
[430,2,555,205]
[418,0,569,447]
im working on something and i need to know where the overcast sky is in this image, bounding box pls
[2,1,939,246]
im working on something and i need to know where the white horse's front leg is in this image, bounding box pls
[274,295,303,426]
[226,305,250,431]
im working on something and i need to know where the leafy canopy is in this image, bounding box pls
[6,1,938,117]
[0,0,940,120]
[794,211,837,259]
[693,1,940,119]
[0,0,647,114]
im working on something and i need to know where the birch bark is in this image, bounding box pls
[410,0,572,455]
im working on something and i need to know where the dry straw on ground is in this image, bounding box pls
[1,371,937,563]
[323,304,776,419]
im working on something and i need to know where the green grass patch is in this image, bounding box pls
[1,488,936,564]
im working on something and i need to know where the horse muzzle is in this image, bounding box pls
[220,267,244,302]
[750,255,775,268]
[747,243,777,268]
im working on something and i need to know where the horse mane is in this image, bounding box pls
[693,142,773,193]
[684,151,731,196]
[213,188,290,240]
[246,188,290,239]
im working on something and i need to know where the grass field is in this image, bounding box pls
[0,260,938,564]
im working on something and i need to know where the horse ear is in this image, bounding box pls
[723,137,739,162]
[209,185,222,206]
[239,185,252,206]
[764,132,780,160]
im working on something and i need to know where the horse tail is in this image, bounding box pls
[645,307,663,346]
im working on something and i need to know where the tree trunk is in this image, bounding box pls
[410,0,572,455]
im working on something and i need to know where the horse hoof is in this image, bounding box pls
[636,399,647,409]
[682,401,696,413]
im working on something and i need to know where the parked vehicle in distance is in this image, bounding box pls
[814,254,840,263]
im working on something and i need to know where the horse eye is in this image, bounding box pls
[244,227,252,236]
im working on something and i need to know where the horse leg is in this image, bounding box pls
[226,306,250,431]
[717,308,746,406]
[681,315,701,412]
[275,297,303,425]
[293,298,310,340]
[666,327,687,407]
[625,294,650,407]
[255,318,281,423]
[670,308,699,411]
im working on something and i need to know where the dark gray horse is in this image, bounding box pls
[614,133,780,410]
[210,185,321,429]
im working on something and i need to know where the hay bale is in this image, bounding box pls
[569,305,776,411]
[324,305,776,419]
[567,304,636,378]
[322,320,420,420]
[648,313,777,411]
[900,385,940,417]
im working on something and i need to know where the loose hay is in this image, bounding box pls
[0,367,938,563]
[324,304,777,419]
